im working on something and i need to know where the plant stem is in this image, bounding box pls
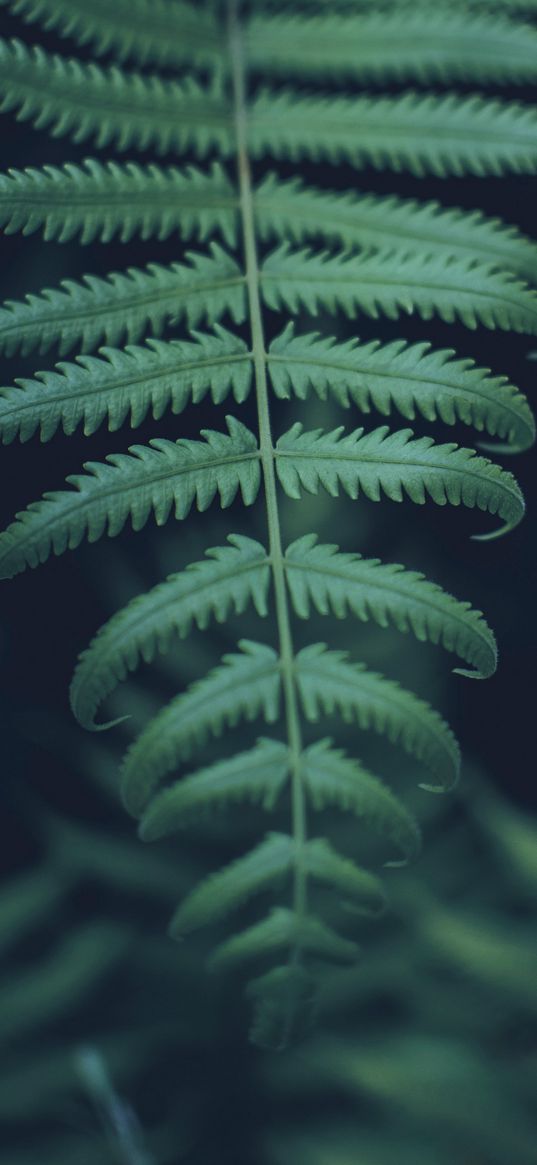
[227,0,308,939]
[75,1047,154,1165]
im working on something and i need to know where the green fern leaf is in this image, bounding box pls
[438,0,537,8]
[0,245,245,357]
[301,740,421,865]
[285,534,497,679]
[247,963,317,1052]
[0,327,252,444]
[261,245,537,335]
[0,0,220,69]
[258,0,537,9]
[0,38,233,156]
[170,832,384,939]
[139,738,289,842]
[247,10,537,86]
[276,424,525,540]
[209,907,359,973]
[304,838,386,916]
[296,643,460,792]
[70,534,269,731]
[121,640,281,817]
[249,88,537,176]
[169,832,296,938]
[268,326,535,454]
[0,417,260,579]
[0,160,238,246]
[256,175,537,283]
[0,0,531,1049]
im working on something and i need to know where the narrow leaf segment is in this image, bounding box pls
[70,535,270,730]
[0,418,261,579]
[285,534,497,679]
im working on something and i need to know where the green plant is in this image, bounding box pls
[0,0,535,1047]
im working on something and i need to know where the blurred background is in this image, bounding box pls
[0,4,536,1163]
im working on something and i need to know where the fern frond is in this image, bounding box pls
[285,535,497,679]
[70,534,269,730]
[256,0,537,10]
[268,326,535,454]
[171,832,384,939]
[0,39,233,156]
[0,0,220,70]
[0,245,245,357]
[0,327,252,444]
[121,640,281,817]
[256,176,537,283]
[301,740,421,864]
[0,0,531,1050]
[139,739,289,842]
[262,246,537,335]
[437,0,537,8]
[169,832,296,938]
[296,643,460,792]
[247,10,537,86]
[276,424,525,539]
[0,417,260,579]
[250,89,537,176]
[304,838,386,915]
[247,963,317,1052]
[209,907,360,973]
[0,160,238,246]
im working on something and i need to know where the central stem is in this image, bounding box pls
[228,0,308,935]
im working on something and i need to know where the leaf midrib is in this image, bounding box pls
[251,106,537,148]
[0,191,239,212]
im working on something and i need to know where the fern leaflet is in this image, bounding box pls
[269,326,535,454]
[246,10,537,86]
[0,327,251,442]
[0,159,238,246]
[0,38,232,156]
[0,418,261,578]
[301,741,421,865]
[276,424,525,539]
[250,88,537,176]
[296,643,460,793]
[256,175,537,282]
[209,907,360,972]
[0,245,246,357]
[70,535,270,730]
[139,739,290,842]
[285,535,497,679]
[0,0,221,69]
[121,640,281,817]
[262,245,537,335]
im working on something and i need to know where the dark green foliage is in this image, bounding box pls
[0,0,534,1050]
